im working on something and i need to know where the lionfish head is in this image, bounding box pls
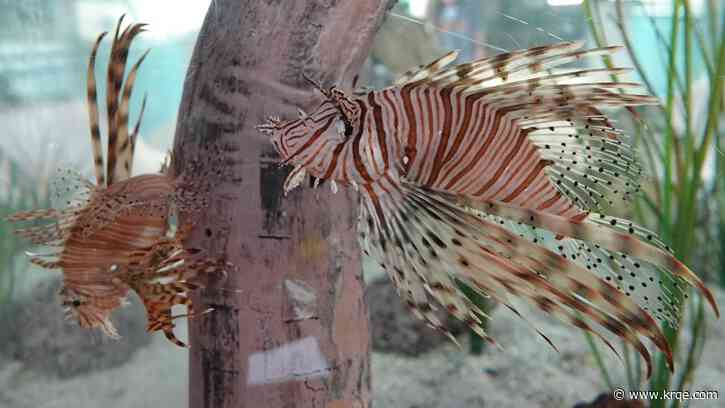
[257,80,360,168]
[59,286,119,338]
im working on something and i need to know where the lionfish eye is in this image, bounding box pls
[72,299,82,307]
[343,118,353,136]
[332,104,354,137]
[335,116,353,138]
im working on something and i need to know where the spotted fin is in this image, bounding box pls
[455,197,719,320]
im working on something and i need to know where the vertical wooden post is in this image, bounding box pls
[173,1,393,407]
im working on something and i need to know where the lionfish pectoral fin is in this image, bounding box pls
[359,177,533,352]
[145,308,187,348]
[361,179,673,378]
[164,329,188,348]
[255,116,283,135]
[283,165,307,195]
[5,208,61,222]
[172,306,213,321]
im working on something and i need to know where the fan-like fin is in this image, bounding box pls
[406,41,582,89]
[428,43,623,89]
[527,114,644,211]
[6,208,64,222]
[455,197,719,319]
[118,238,225,348]
[359,176,672,376]
[395,42,658,221]
[406,183,671,374]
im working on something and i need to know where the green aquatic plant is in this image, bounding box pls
[582,1,724,406]
[0,149,53,317]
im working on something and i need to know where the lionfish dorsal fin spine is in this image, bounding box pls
[113,48,150,179]
[87,31,108,186]
[128,92,148,174]
[105,15,147,184]
[393,50,459,86]
[104,15,124,185]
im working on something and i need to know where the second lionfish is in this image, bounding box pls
[259,42,719,376]
[8,16,227,347]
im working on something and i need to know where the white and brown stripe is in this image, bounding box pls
[8,17,226,346]
[259,41,719,377]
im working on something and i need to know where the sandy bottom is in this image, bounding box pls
[0,322,189,408]
[372,291,725,408]
[1,287,723,408]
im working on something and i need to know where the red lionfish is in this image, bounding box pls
[7,16,226,347]
[258,42,719,377]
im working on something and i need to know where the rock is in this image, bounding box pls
[0,277,151,378]
[369,5,442,79]
[370,286,725,408]
[367,275,474,355]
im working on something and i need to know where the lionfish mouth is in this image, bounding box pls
[256,115,292,161]
[255,115,283,135]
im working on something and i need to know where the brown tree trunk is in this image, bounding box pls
[172,1,393,407]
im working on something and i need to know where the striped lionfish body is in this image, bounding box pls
[258,42,719,377]
[8,16,224,347]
